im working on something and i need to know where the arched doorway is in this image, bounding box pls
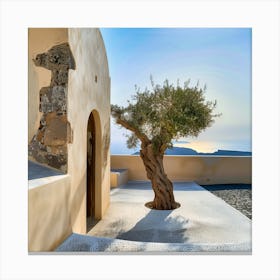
[86,111,100,232]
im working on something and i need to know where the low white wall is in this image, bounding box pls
[110,169,128,187]
[111,155,252,185]
[28,175,71,251]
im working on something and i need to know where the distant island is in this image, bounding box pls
[133,146,252,156]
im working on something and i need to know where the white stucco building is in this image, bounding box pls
[28,28,111,251]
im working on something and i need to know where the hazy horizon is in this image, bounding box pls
[101,28,252,155]
[110,138,252,155]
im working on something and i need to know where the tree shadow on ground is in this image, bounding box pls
[115,210,189,243]
[55,210,190,252]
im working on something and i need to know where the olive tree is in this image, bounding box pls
[111,78,219,210]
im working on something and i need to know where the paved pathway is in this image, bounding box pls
[56,181,251,253]
[203,184,252,219]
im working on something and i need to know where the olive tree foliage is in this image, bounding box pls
[111,78,219,156]
[111,77,220,210]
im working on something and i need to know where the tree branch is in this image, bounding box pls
[159,144,168,155]
[116,118,150,144]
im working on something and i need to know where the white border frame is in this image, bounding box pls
[1,0,279,279]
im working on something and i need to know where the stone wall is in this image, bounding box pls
[29,43,75,172]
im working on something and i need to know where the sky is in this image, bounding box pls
[100,28,252,154]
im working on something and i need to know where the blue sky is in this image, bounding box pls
[100,28,252,154]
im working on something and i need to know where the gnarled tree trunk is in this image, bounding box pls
[140,144,180,210]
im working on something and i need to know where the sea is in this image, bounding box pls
[110,139,252,155]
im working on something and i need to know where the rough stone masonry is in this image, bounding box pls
[28,43,75,172]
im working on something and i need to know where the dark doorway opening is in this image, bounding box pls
[86,112,98,232]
